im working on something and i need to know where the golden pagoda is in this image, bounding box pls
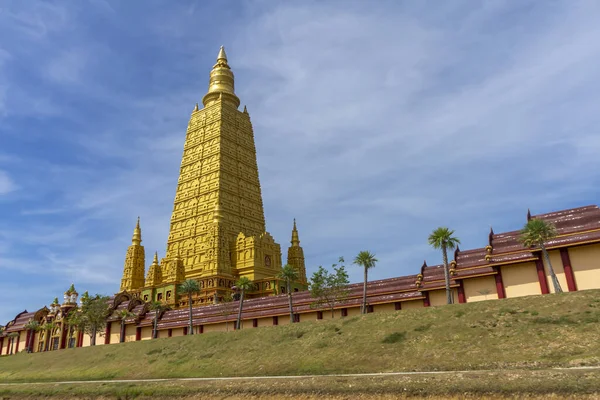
[119,46,308,307]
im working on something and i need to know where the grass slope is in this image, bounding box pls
[1,290,599,384]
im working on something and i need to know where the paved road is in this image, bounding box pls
[1,366,598,386]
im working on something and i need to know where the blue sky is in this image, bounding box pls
[1,0,599,323]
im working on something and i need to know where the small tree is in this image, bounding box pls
[278,265,299,323]
[520,219,563,293]
[178,279,201,335]
[310,258,350,318]
[80,294,110,346]
[117,309,136,343]
[234,277,253,330]
[353,251,378,314]
[428,227,461,304]
[218,294,236,332]
[149,301,169,339]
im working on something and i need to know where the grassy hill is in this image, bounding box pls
[1,290,599,397]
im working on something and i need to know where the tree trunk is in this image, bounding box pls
[153,316,158,339]
[331,306,335,319]
[287,279,294,323]
[443,245,453,304]
[541,243,563,293]
[91,327,97,346]
[188,293,194,335]
[236,289,245,330]
[120,320,125,343]
[362,266,368,314]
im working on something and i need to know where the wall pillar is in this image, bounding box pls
[104,322,111,345]
[457,280,466,304]
[135,327,141,341]
[15,334,20,353]
[535,255,550,294]
[0,337,3,355]
[77,331,84,347]
[423,292,430,307]
[559,248,578,292]
[60,324,67,350]
[494,267,506,299]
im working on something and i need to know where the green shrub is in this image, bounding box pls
[382,332,406,344]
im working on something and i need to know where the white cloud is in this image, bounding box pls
[0,170,16,195]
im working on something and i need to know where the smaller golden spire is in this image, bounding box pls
[291,218,300,246]
[132,217,142,245]
[153,252,159,265]
[193,103,199,112]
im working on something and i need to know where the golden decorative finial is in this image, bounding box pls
[153,252,159,265]
[291,218,300,246]
[132,217,142,245]
[193,103,199,112]
[243,105,248,114]
[202,46,240,108]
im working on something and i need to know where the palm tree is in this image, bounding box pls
[278,264,299,323]
[178,279,201,335]
[117,309,135,343]
[23,320,40,353]
[428,227,461,305]
[520,219,563,293]
[149,301,169,339]
[234,277,253,330]
[353,251,378,314]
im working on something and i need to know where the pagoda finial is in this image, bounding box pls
[527,208,532,221]
[202,46,240,108]
[193,103,199,112]
[217,45,227,61]
[291,218,300,246]
[132,217,142,245]
[153,252,159,265]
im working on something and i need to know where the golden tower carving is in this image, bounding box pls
[120,218,146,292]
[287,219,307,283]
[133,46,288,305]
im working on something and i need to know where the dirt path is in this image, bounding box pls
[1,365,599,386]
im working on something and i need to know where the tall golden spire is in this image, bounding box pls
[291,218,300,246]
[202,46,240,108]
[132,216,142,245]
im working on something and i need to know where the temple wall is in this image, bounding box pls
[464,275,498,302]
[18,332,26,352]
[140,326,152,340]
[125,325,136,342]
[347,306,361,317]
[96,332,104,346]
[402,300,424,309]
[543,250,568,293]
[32,332,40,352]
[158,329,170,338]
[501,262,541,298]
[278,315,291,325]
[302,311,319,321]
[257,317,273,327]
[374,303,396,313]
[429,288,458,306]
[109,324,120,344]
[569,244,600,290]
[1,339,8,355]
[172,328,185,337]
[204,322,228,332]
